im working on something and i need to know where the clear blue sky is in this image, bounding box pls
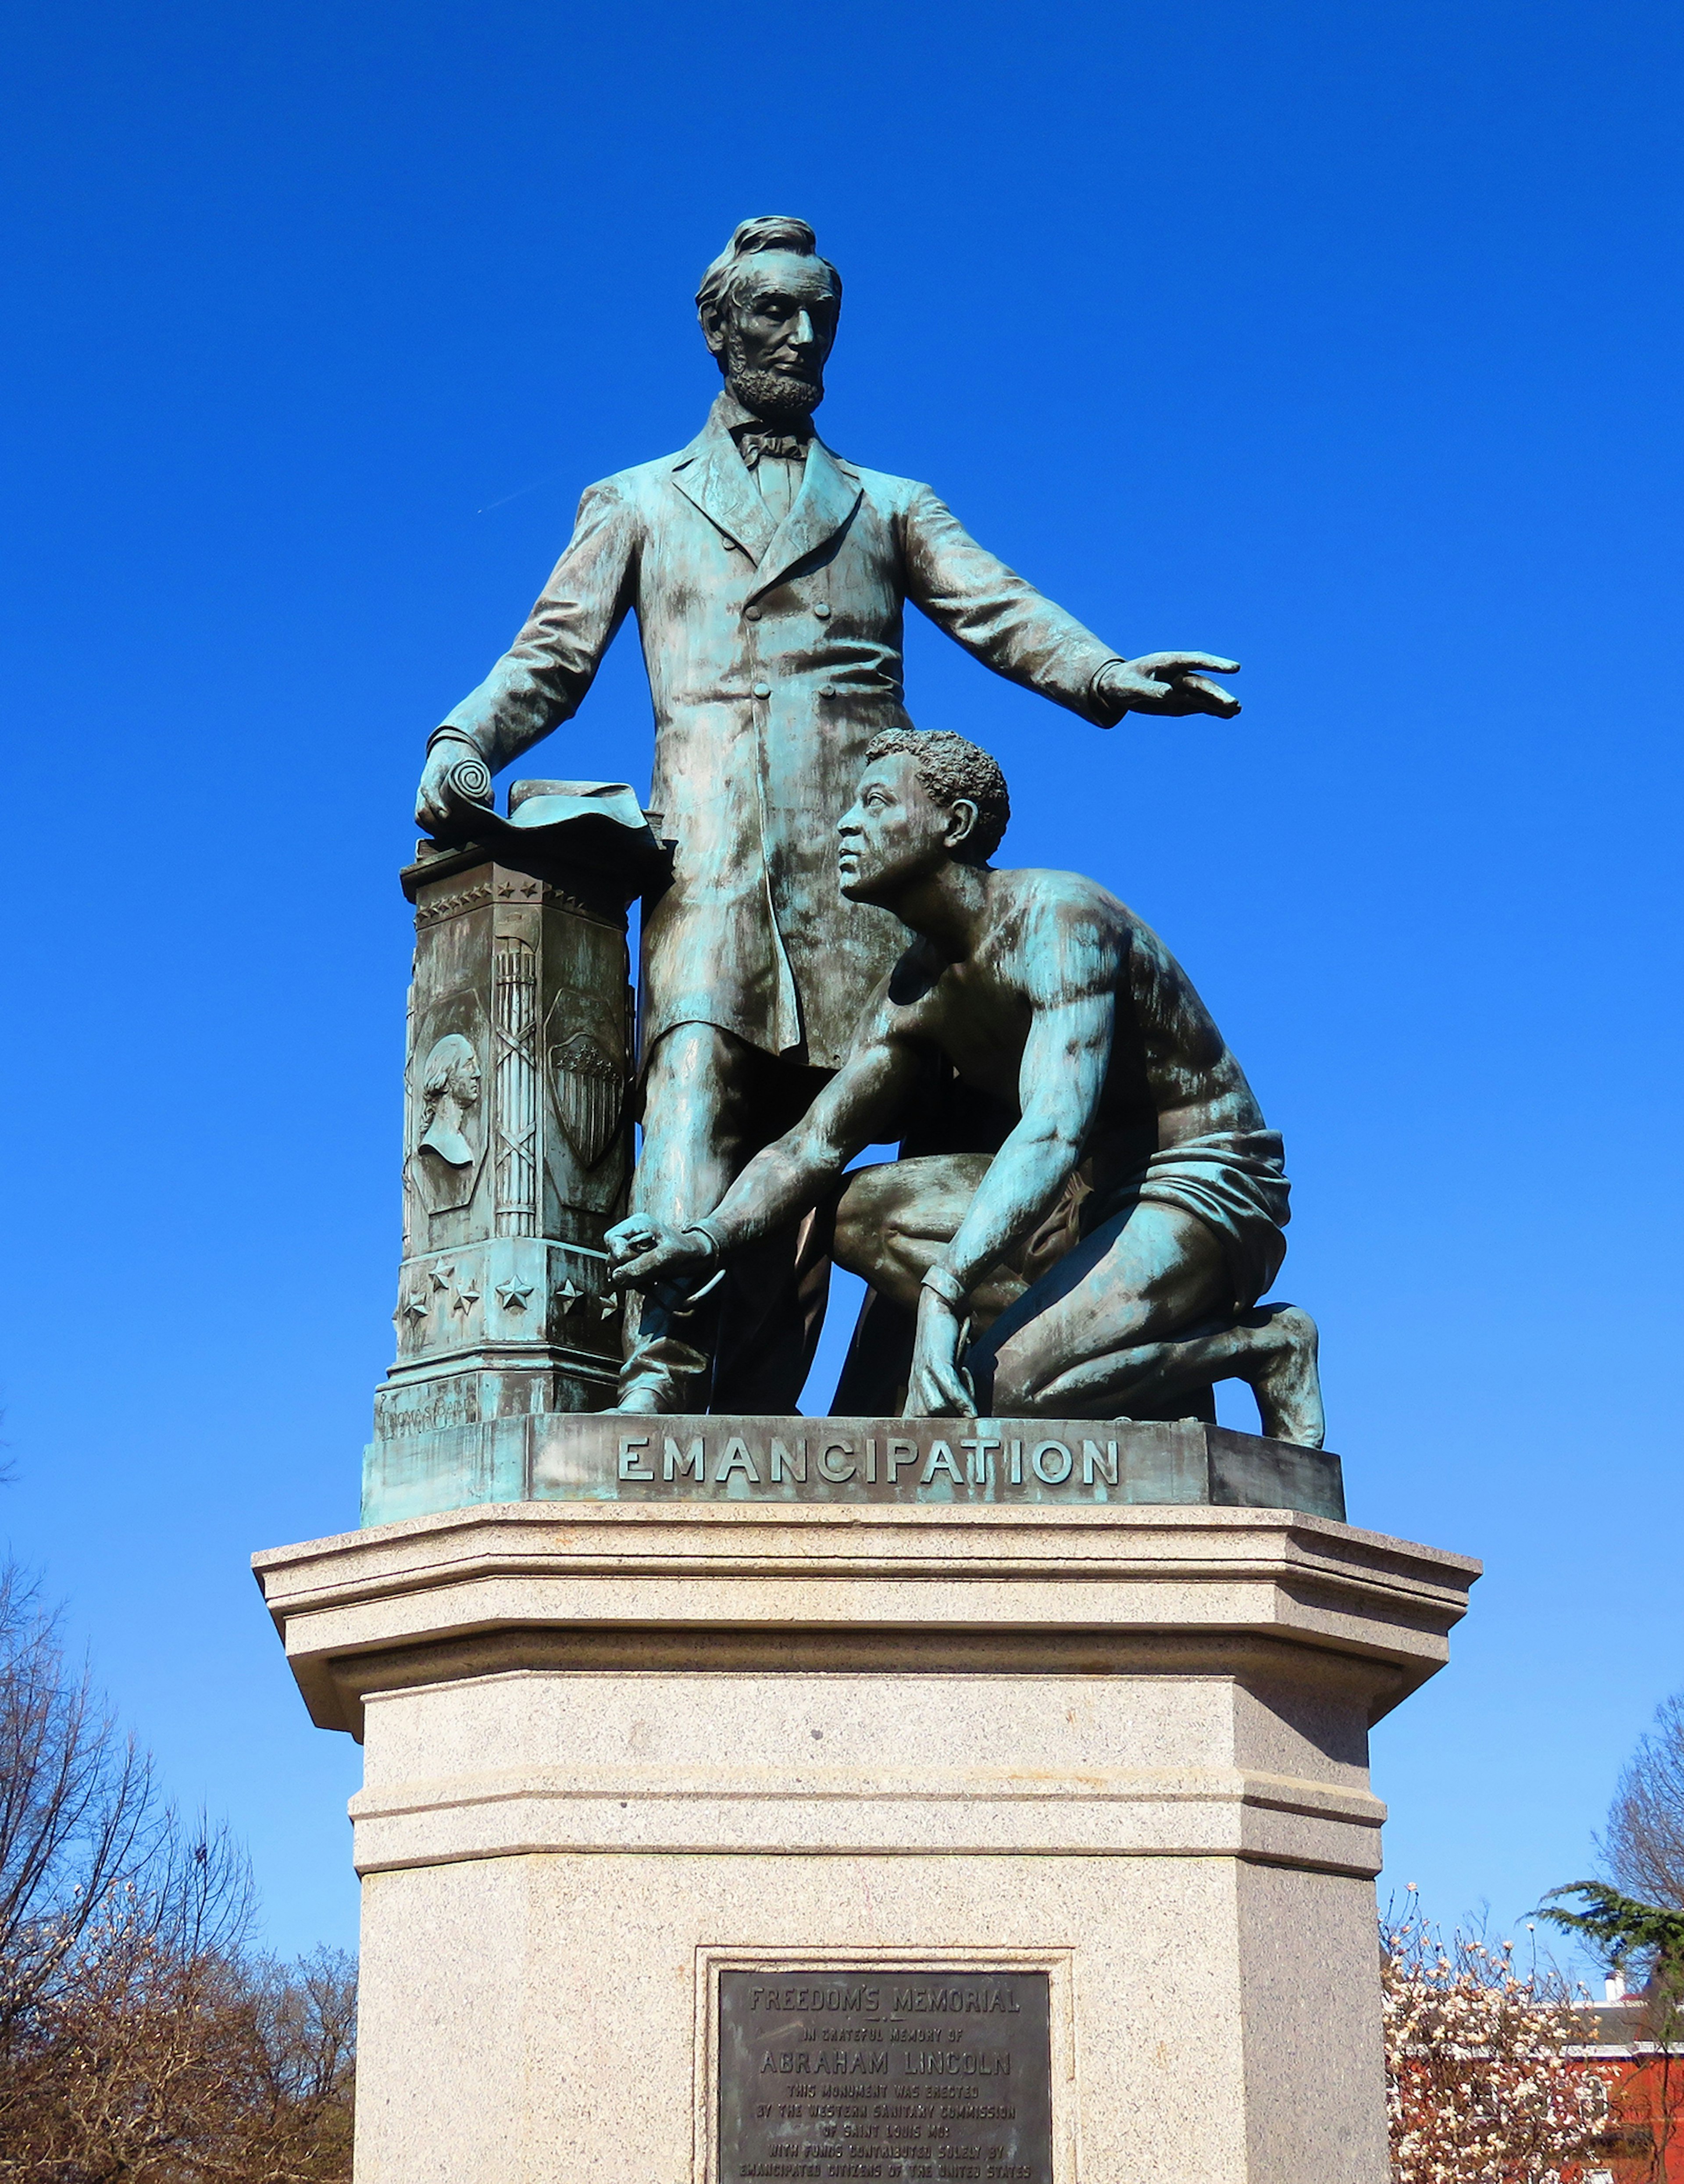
[1,0,1679,1963]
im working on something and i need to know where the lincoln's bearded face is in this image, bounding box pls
[710,250,839,427]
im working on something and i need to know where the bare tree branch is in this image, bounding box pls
[1605,1692,1684,1913]
[0,1558,355,2181]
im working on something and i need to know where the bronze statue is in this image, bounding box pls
[420,215,1242,1416]
[605,729,1323,1445]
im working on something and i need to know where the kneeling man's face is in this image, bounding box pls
[838,754,951,906]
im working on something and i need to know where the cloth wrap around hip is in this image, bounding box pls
[1003,1129,1292,1314]
[1079,1128,1291,1310]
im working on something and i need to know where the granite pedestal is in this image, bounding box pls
[257,1459,1476,2184]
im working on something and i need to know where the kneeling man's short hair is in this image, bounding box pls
[864,728,1010,862]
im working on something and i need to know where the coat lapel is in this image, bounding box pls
[749,440,863,602]
[670,407,776,564]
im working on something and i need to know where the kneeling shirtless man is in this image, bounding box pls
[607,728,1324,1442]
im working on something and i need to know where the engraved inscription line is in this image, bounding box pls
[611,1432,1123,1495]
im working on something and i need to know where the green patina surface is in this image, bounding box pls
[361,1412,1345,1529]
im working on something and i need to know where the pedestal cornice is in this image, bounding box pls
[255,1499,1478,1741]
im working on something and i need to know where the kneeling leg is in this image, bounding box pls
[1029,1303,1324,1447]
[973,1202,1324,1447]
[831,1155,1030,1327]
[829,1155,1021,1416]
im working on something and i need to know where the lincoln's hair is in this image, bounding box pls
[696,215,842,322]
[864,729,1011,862]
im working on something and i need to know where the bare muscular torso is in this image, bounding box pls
[878,868,1268,1176]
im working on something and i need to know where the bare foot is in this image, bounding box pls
[1249,1304,1325,1447]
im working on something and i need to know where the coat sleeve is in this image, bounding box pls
[899,484,1128,726]
[439,480,639,773]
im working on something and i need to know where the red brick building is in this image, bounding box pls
[1571,1980,1684,2184]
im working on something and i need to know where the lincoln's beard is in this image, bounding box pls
[726,363,825,425]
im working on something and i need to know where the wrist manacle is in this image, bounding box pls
[920,1261,968,1311]
[680,1217,728,1267]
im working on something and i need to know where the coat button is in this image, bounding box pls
[818,685,835,698]
[744,604,761,621]
[814,602,831,619]
[753,682,771,699]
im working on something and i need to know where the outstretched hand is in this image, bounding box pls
[605,1214,716,1293]
[904,1290,975,1418]
[1103,653,1241,721]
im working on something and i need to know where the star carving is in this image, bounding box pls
[555,1278,582,1309]
[399,1289,429,1323]
[496,1277,535,1310]
[597,1294,620,1320]
[451,1278,482,1315]
[429,1263,455,1292]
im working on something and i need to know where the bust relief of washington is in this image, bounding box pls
[417,1034,482,1167]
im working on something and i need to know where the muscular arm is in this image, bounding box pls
[606,1005,926,1291]
[706,1019,925,1251]
[934,989,1114,1299]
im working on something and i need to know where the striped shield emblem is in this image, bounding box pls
[549,1033,624,1170]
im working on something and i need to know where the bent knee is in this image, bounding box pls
[836,1156,986,1253]
[832,1163,906,1278]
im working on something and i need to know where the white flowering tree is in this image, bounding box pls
[1381,1900,1612,2183]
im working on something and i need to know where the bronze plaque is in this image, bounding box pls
[718,1968,1052,2184]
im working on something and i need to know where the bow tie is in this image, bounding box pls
[738,430,810,469]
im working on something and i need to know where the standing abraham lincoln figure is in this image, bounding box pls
[419,215,1242,1416]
